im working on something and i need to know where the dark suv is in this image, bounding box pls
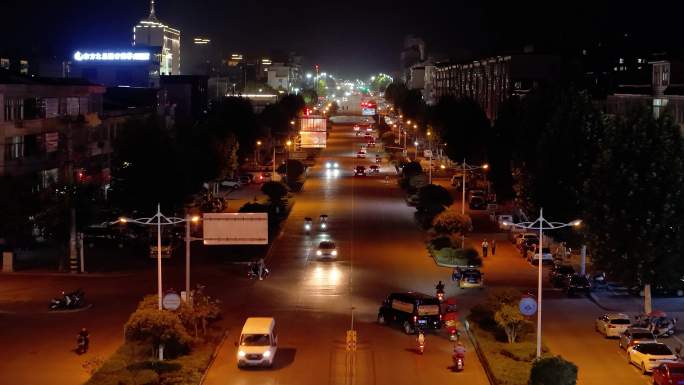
[550,264,575,287]
[377,292,442,334]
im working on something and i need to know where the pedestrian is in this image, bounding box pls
[491,239,496,256]
[481,239,489,257]
[452,267,462,282]
[257,258,265,280]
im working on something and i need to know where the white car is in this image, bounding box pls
[316,241,338,258]
[514,232,539,246]
[529,247,554,264]
[627,343,678,373]
[595,313,631,337]
[220,179,241,190]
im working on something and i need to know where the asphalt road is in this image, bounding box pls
[203,121,491,385]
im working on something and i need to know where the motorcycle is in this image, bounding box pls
[449,329,460,341]
[417,332,425,355]
[247,264,270,280]
[319,214,328,230]
[304,217,313,234]
[452,349,465,371]
[49,289,85,310]
[76,335,89,355]
[650,317,677,338]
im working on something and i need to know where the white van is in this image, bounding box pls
[236,317,278,368]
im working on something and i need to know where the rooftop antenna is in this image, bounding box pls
[149,0,157,20]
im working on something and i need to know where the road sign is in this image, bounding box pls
[346,330,357,352]
[163,292,182,311]
[519,296,538,316]
[203,213,268,245]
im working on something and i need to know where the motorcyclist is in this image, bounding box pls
[436,281,445,293]
[62,291,72,307]
[257,258,266,280]
[453,341,466,355]
[417,329,425,352]
[77,328,90,353]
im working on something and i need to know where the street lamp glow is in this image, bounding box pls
[306,73,312,79]
[118,217,128,224]
[290,120,295,125]
[571,219,582,227]
[482,164,489,170]
[414,141,419,146]
[256,140,262,146]
[406,120,411,124]
[286,140,292,146]
[191,215,201,223]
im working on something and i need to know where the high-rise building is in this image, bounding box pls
[133,0,181,75]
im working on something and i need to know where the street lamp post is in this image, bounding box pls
[505,210,581,359]
[414,140,419,160]
[255,140,262,167]
[118,205,195,310]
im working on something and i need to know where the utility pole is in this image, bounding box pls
[65,120,79,273]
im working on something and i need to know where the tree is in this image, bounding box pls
[529,356,578,385]
[380,131,397,146]
[431,95,490,162]
[276,159,306,190]
[432,207,472,236]
[417,184,453,208]
[125,306,192,359]
[0,175,41,248]
[401,161,423,178]
[109,116,191,213]
[300,89,318,106]
[261,181,288,204]
[177,284,221,338]
[583,105,684,292]
[494,303,530,344]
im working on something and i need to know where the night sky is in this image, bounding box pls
[1,0,682,78]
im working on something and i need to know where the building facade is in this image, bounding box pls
[607,59,684,134]
[133,0,181,75]
[0,70,108,187]
[433,54,560,120]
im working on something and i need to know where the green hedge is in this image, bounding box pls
[429,245,482,267]
[86,330,221,385]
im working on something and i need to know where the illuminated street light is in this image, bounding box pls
[504,211,581,359]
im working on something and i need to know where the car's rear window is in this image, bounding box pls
[611,319,631,325]
[417,304,440,316]
[631,333,654,339]
[639,344,672,355]
[463,271,481,278]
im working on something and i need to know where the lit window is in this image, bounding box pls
[619,58,624,64]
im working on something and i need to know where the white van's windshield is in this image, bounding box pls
[240,334,270,346]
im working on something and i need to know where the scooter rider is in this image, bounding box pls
[257,258,266,280]
[436,281,445,293]
[417,329,425,352]
[77,328,90,353]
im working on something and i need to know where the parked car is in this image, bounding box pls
[514,232,539,246]
[564,274,592,296]
[316,241,338,258]
[369,165,380,174]
[377,292,442,334]
[257,172,272,183]
[528,247,554,265]
[653,362,684,385]
[550,264,576,287]
[595,313,632,337]
[239,175,252,185]
[220,179,242,190]
[627,343,678,374]
[354,166,366,176]
[497,215,513,230]
[459,269,484,289]
[619,327,657,350]
[468,196,486,210]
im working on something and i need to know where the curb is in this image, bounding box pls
[199,329,228,385]
[0,271,135,278]
[463,319,497,385]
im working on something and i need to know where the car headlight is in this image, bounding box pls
[332,250,338,256]
[321,223,327,229]
[317,250,322,256]
[263,350,271,358]
[238,350,246,357]
[326,162,331,169]
[334,162,339,168]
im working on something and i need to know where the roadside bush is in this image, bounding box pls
[428,235,453,250]
[401,161,422,178]
[432,208,472,235]
[238,202,269,213]
[261,181,288,203]
[417,184,453,208]
[494,303,531,344]
[529,356,578,385]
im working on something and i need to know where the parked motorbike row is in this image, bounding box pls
[634,312,678,338]
[49,289,85,310]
